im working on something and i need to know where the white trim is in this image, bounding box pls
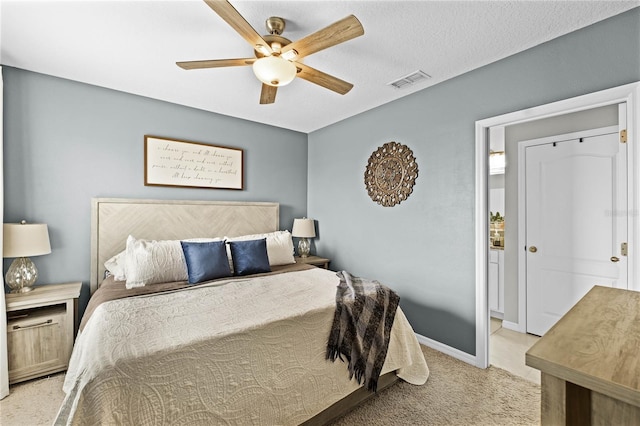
[0,65,8,400]
[501,320,523,332]
[475,81,640,369]
[474,124,489,368]
[517,141,527,333]
[415,333,477,366]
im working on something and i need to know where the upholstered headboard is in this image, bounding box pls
[90,198,279,293]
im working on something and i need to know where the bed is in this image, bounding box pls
[55,198,429,425]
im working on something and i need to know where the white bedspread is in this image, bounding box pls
[55,268,429,425]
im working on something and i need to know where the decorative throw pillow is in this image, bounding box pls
[104,250,127,281]
[228,238,271,276]
[180,240,231,284]
[225,230,295,266]
[124,235,188,289]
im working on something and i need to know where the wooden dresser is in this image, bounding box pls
[525,285,640,425]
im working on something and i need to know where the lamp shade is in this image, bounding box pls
[292,218,316,238]
[3,223,51,258]
[252,56,297,87]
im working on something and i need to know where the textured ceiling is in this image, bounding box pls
[2,1,638,133]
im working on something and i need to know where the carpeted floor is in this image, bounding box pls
[331,345,540,425]
[0,371,66,425]
[0,345,540,425]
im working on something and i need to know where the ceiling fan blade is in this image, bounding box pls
[260,84,277,104]
[294,62,353,95]
[282,15,363,60]
[203,0,272,55]
[177,58,255,70]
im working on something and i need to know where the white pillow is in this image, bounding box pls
[105,237,222,283]
[124,235,188,289]
[226,230,295,266]
[104,251,127,281]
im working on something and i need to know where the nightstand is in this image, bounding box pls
[295,255,331,269]
[5,282,82,384]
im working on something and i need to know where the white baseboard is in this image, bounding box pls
[415,333,477,366]
[501,320,525,333]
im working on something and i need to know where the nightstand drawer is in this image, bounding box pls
[7,305,69,383]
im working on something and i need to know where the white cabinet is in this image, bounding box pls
[489,249,504,318]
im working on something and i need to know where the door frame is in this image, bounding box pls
[519,125,624,336]
[474,82,640,369]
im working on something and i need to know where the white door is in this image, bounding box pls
[525,127,627,336]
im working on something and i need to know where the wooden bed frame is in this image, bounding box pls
[88,197,398,424]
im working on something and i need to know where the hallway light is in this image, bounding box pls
[490,151,505,175]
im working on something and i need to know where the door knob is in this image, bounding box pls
[529,246,537,253]
[611,256,620,262]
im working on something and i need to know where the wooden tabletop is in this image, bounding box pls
[295,255,330,263]
[526,285,640,408]
[5,282,82,310]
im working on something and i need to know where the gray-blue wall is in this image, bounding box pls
[3,67,308,313]
[3,8,639,355]
[308,8,640,355]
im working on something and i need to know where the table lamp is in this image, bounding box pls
[3,221,51,293]
[292,218,316,258]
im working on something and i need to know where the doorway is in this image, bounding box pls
[489,125,628,382]
[522,126,627,336]
[474,82,640,369]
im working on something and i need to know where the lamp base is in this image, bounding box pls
[298,238,310,258]
[10,286,34,294]
[5,257,39,294]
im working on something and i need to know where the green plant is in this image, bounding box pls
[490,211,504,222]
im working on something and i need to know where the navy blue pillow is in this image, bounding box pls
[180,240,232,284]
[228,238,271,276]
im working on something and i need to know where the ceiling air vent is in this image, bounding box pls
[388,70,431,89]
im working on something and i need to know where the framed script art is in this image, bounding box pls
[144,135,244,190]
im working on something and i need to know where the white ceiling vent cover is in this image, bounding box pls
[388,70,431,89]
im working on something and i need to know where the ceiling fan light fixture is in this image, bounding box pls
[176,5,364,104]
[281,49,298,61]
[255,44,271,56]
[252,55,296,87]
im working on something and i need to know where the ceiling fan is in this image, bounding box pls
[177,0,364,104]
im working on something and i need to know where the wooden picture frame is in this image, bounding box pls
[144,135,243,190]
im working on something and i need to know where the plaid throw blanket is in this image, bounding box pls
[326,271,400,392]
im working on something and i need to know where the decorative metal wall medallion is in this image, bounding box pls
[364,141,418,207]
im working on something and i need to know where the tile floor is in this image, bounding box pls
[489,318,541,384]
